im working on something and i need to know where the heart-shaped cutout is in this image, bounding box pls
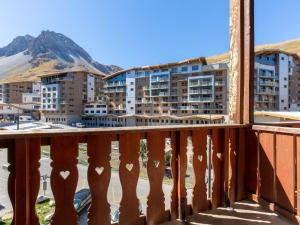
[95,167,104,175]
[198,155,203,162]
[153,160,160,168]
[217,153,222,160]
[60,171,70,180]
[126,163,133,172]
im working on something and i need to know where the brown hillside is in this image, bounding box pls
[207,38,300,64]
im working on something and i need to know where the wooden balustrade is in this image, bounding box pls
[247,125,300,223]
[0,124,247,225]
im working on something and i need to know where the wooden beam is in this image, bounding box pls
[229,0,254,124]
[244,0,255,124]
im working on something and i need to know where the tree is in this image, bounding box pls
[140,140,147,167]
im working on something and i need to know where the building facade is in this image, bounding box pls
[39,71,106,125]
[82,58,228,127]
[0,81,41,121]
[2,51,299,127]
[82,51,300,128]
[254,51,300,111]
[0,81,40,104]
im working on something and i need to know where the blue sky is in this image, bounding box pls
[1,0,300,68]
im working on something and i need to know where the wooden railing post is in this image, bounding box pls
[191,129,209,213]
[118,133,144,225]
[87,134,114,225]
[12,138,41,225]
[229,0,254,124]
[237,128,246,201]
[146,131,169,225]
[170,131,179,220]
[177,130,188,222]
[211,129,225,208]
[243,0,255,124]
[50,136,79,225]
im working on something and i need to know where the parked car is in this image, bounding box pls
[73,189,91,214]
[111,210,120,223]
[165,167,172,178]
[75,123,85,128]
[0,203,5,223]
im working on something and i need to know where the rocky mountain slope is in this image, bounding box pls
[0,31,122,83]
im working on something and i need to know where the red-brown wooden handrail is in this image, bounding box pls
[0,125,246,225]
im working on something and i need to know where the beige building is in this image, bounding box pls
[84,58,228,127]
[0,81,41,121]
[40,71,106,125]
[0,81,40,104]
[82,50,300,128]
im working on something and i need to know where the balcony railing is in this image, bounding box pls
[247,124,300,224]
[1,124,300,224]
[0,124,248,225]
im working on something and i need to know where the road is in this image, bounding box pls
[0,148,174,224]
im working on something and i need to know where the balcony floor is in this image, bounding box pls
[161,200,294,225]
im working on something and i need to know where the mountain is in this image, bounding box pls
[206,38,300,64]
[0,30,122,83]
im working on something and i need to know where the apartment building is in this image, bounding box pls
[288,55,300,110]
[254,50,300,111]
[81,50,300,128]
[0,81,40,104]
[0,81,41,121]
[82,58,228,127]
[39,71,106,125]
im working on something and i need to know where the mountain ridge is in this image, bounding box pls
[0,30,122,83]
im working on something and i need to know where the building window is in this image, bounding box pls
[192,65,199,71]
[181,66,188,72]
[284,85,287,88]
[171,67,178,73]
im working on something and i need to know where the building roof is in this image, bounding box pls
[82,114,224,120]
[0,69,106,84]
[254,111,300,121]
[0,103,40,111]
[104,57,207,80]
[37,69,106,78]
